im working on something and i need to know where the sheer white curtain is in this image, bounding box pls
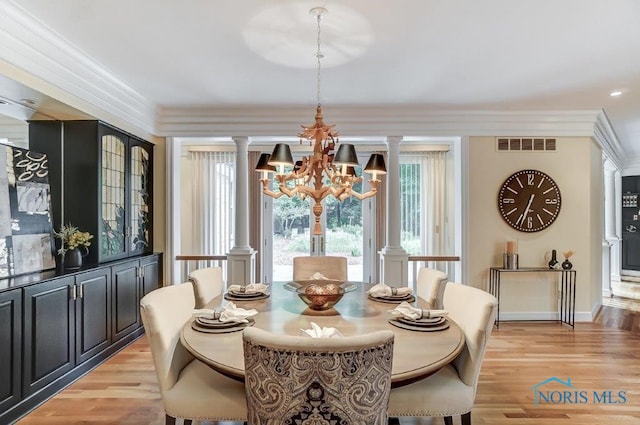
[400,151,449,255]
[190,151,236,255]
[420,151,448,254]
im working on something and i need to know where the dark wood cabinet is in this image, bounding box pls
[64,121,154,264]
[140,254,162,298]
[75,268,112,365]
[0,289,22,413]
[111,260,140,342]
[23,277,75,397]
[0,254,162,425]
[30,120,154,265]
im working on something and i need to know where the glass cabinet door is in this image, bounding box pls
[100,133,127,259]
[129,144,152,255]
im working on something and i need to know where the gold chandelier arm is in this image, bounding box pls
[349,179,380,200]
[260,179,286,199]
[278,183,299,198]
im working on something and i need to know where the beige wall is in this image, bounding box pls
[468,136,602,318]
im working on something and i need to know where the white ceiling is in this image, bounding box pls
[5,0,640,158]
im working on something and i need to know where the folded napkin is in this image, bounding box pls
[219,302,258,323]
[388,301,448,320]
[192,309,219,320]
[310,272,330,280]
[367,283,413,298]
[227,283,269,294]
[192,302,258,324]
[300,321,343,338]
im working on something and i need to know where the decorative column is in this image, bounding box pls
[603,159,620,289]
[379,136,408,287]
[227,137,256,285]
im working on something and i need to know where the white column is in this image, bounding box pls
[227,136,256,285]
[604,159,621,288]
[379,136,408,287]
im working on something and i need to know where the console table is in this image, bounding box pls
[488,267,576,328]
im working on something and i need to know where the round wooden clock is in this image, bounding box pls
[497,169,561,232]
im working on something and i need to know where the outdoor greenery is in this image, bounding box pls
[272,163,421,257]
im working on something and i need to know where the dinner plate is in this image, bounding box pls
[228,290,266,298]
[191,319,255,334]
[368,294,416,304]
[224,292,270,301]
[388,318,450,332]
[196,317,255,329]
[397,316,446,326]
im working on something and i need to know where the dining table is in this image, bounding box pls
[180,281,465,388]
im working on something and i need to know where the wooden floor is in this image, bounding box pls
[17,298,640,425]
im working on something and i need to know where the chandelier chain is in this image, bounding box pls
[316,11,322,107]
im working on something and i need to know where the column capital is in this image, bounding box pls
[232,136,250,146]
[385,136,403,146]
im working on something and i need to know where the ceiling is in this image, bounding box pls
[4,0,640,160]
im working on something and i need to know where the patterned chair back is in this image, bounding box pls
[242,327,394,425]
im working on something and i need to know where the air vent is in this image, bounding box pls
[496,138,556,152]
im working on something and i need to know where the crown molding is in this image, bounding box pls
[593,110,627,171]
[0,0,156,137]
[157,105,604,138]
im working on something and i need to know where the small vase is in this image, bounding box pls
[548,249,559,269]
[64,248,83,271]
[562,259,573,270]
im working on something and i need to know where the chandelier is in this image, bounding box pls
[255,6,386,235]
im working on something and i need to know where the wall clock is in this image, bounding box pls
[497,169,561,232]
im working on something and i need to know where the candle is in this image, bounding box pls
[506,241,516,255]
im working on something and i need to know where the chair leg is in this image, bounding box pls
[165,414,176,425]
[444,417,453,425]
[461,412,471,425]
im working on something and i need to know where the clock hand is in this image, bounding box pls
[516,194,535,226]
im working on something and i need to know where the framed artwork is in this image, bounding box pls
[0,143,56,278]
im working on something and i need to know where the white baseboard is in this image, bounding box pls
[498,311,593,322]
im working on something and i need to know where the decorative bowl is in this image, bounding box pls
[296,284,345,311]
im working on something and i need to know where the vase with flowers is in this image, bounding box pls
[55,224,94,270]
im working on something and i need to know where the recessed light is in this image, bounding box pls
[610,90,623,97]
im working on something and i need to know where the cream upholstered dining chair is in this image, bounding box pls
[387,282,498,425]
[188,266,223,308]
[140,282,247,425]
[292,255,348,282]
[242,327,394,425]
[416,267,448,309]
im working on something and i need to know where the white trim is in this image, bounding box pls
[459,136,470,283]
[156,107,604,137]
[0,0,156,136]
[167,136,181,285]
[593,110,625,170]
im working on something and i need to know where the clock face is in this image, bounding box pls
[498,169,561,232]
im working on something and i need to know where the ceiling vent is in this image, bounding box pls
[496,138,556,152]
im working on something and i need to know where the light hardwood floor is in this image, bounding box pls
[17,300,640,425]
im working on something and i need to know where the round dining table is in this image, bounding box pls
[180,282,464,388]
